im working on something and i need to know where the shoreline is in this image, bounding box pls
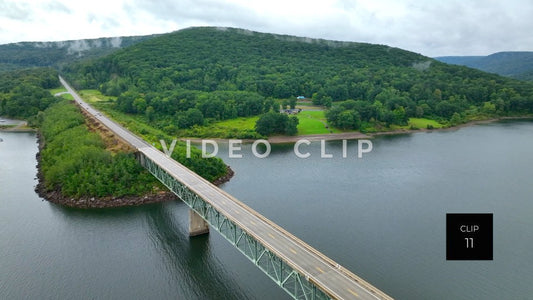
[183,116,533,144]
[33,132,177,209]
[372,116,533,137]
[33,132,234,209]
[24,115,533,208]
[0,127,36,132]
[29,99,236,209]
[0,119,35,132]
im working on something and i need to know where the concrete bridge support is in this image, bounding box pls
[189,209,209,236]
[137,151,209,236]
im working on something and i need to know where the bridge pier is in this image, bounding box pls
[189,209,209,236]
[135,151,145,166]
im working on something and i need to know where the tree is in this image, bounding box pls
[322,96,333,108]
[255,111,281,136]
[285,116,299,135]
[178,108,204,128]
[337,111,355,129]
[382,110,395,126]
[255,111,297,136]
[133,97,147,113]
[433,88,443,101]
[289,98,297,109]
[450,112,463,126]
[435,101,459,118]
[392,106,408,125]
[325,105,344,126]
[481,102,496,114]
[415,105,425,117]
[145,106,155,122]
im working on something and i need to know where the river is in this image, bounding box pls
[1,121,532,299]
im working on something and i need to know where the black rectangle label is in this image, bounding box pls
[446,213,493,260]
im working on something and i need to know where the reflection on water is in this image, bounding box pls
[145,202,250,300]
[0,132,269,300]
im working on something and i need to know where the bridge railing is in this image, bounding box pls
[137,150,332,300]
[60,75,393,300]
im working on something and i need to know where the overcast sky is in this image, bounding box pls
[1,0,532,57]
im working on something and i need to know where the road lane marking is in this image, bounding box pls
[347,288,360,298]
[315,266,325,274]
[268,233,276,239]
[250,220,256,225]
[289,247,297,254]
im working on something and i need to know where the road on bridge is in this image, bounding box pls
[59,76,393,300]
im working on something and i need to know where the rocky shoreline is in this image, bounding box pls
[34,132,234,209]
[212,166,235,186]
[35,187,178,209]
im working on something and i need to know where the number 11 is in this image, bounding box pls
[465,237,474,248]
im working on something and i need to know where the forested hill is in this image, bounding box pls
[0,35,157,73]
[66,26,435,95]
[436,52,533,81]
[64,27,533,132]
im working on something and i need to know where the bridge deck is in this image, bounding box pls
[59,76,392,300]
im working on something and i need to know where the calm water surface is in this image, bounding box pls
[1,121,532,299]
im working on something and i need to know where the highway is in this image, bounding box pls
[59,76,393,300]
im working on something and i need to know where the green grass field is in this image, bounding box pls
[76,89,345,137]
[79,89,116,102]
[296,110,341,135]
[49,87,66,95]
[408,118,443,129]
[48,87,73,100]
[214,117,259,130]
[390,118,443,130]
[184,110,341,137]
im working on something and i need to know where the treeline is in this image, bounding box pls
[0,68,59,119]
[63,27,533,133]
[38,100,159,197]
[325,81,533,130]
[326,99,407,129]
[114,89,273,133]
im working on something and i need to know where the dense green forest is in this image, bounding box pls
[63,27,533,135]
[436,52,533,81]
[37,100,159,197]
[0,68,59,119]
[0,35,155,73]
[37,99,227,198]
[0,66,228,198]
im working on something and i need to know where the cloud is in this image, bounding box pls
[399,0,533,56]
[43,1,70,14]
[0,0,32,20]
[110,37,122,48]
[0,0,531,56]
[130,0,264,29]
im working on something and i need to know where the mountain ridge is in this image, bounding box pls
[61,26,532,136]
[435,51,533,81]
[0,34,158,72]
